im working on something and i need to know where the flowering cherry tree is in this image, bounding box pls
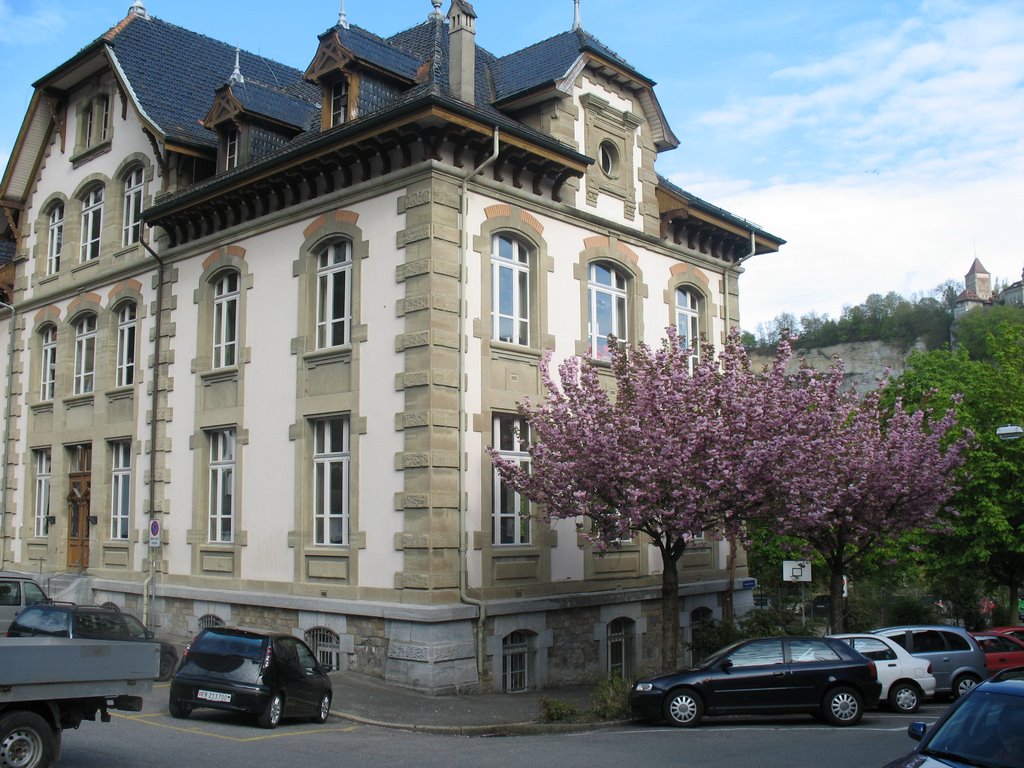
[490,329,771,669]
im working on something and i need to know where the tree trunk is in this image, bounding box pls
[829,567,846,633]
[660,551,681,670]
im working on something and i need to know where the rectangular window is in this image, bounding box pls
[588,263,627,361]
[491,235,530,346]
[40,327,57,401]
[110,441,131,540]
[33,449,51,538]
[73,315,97,395]
[47,205,63,275]
[675,288,701,373]
[122,167,144,246]
[208,428,236,543]
[84,95,109,146]
[115,303,137,387]
[316,242,351,348]
[80,187,104,262]
[492,413,530,545]
[212,272,239,368]
[225,130,239,170]
[330,79,348,127]
[313,416,349,546]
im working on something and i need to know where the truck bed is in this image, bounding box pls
[0,637,157,703]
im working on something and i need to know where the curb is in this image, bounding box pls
[331,710,635,736]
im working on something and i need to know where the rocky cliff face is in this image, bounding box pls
[748,340,926,394]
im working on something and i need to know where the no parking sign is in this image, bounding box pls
[149,519,161,548]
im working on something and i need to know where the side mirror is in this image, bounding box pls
[720,659,733,673]
[145,630,155,640]
[907,722,927,741]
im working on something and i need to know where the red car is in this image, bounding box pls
[971,632,1024,672]
[986,625,1024,643]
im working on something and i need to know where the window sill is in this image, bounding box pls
[70,139,113,167]
[63,393,95,409]
[113,243,142,259]
[199,367,239,385]
[488,341,544,363]
[303,346,352,368]
[106,387,135,403]
[72,258,99,275]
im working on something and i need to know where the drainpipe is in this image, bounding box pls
[140,235,164,628]
[0,300,15,570]
[720,230,756,620]
[458,128,499,678]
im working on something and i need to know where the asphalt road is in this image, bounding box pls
[56,686,947,768]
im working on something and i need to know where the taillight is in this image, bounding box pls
[867,659,878,679]
[181,642,192,662]
[927,662,933,674]
[261,644,273,673]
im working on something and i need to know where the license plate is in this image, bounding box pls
[197,689,231,703]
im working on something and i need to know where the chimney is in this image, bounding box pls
[448,0,476,104]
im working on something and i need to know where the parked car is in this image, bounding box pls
[6,602,178,681]
[882,667,1024,768]
[972,632,1024,672]
[987,625,1024,643]
[168,626,332,729]
[870,625,988,699]
[830,633,936,713]
[628,635,881,727]
[0,570,48,628]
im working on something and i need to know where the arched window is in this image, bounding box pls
[675,287,701,371]
[212,271,239,368]
[607,617,636,680]
[198,614,225,630]
[587,262,627,361]
[47,204,64,275]
[502,630,534,692]
[304,627,342,670]
[316,241,352,349]
[115,302,138,387]
[39,326,57,401]
[491,234,531,346]
[73,314,97,394]
[80,186,104,262]
[122,167,144,246]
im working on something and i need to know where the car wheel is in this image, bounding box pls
[888,682,921,714]
[0,710,54,768]
[313,692,332,724]
[257,692,284,729]
[822,686,863,726]
[662,689,703,727]
[952,673,980,699]
[158,651,177,682]
[168,698,191,719]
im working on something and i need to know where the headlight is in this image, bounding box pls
[634,682,653,692]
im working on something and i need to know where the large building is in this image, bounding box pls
[0,1,783,692]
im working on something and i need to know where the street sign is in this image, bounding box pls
[149,519,161,548]
[782,560,811,582]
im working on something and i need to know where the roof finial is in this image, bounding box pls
[129,0,148,18]
[338,0,349,29]
[573,0,582,30]
[430,0,443,20]
[228,47,245,86]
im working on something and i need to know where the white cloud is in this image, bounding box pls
[0,1,67,45]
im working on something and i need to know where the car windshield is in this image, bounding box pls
[183,631,269,684]
[924,690,1024,768]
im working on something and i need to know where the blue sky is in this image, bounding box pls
[2,0,1022,333]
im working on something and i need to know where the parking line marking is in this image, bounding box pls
[109,713,359,741]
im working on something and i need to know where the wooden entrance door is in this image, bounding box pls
[66,445,92,571]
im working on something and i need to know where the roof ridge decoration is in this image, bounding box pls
[229,48,245,86]
[573,0,582,31]
[430,0,444,21]
[338,0,349,29]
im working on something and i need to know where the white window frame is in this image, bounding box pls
[73,315,97,395]
[40,326,57,401]
[492,413,531,546]
[85,95,110,147]
[122,167,144,246]
[47,204,64,275]
[675,287,701,373]
[491,234,531,346]
[316,242,352,349]
[330,79,348,127]
[115,302,137,387]
[225,129,239,170]
[208,428,236,543]
[212,272,239,368]
[110,441,132,540]
[80,186,104,263]
[33,449,51,538]
[313,416,350,546]
[587,262,627,361]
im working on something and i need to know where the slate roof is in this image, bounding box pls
[334,23,423,82]
[108,14,318,149]
[657,174,785,243]
[229,79,317,131]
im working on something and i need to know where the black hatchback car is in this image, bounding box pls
[168,627,332,729]
[6,602,178,681]
[629,636,882,727]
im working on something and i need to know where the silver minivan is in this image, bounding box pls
[871,625,989,699]
[0,570,49,629]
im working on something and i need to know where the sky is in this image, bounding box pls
[1,0,1022,334]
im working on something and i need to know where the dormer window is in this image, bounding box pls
[84,95,110,146]
[330,79,349,127]
[225,129,240,170]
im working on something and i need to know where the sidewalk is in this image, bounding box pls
[328,670,624,735]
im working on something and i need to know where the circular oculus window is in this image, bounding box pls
[598,140,619,178]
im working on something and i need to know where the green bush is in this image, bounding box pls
[538,697,579,722]
[591,676,631,720]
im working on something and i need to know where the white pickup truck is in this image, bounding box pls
[0,637,158,768]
